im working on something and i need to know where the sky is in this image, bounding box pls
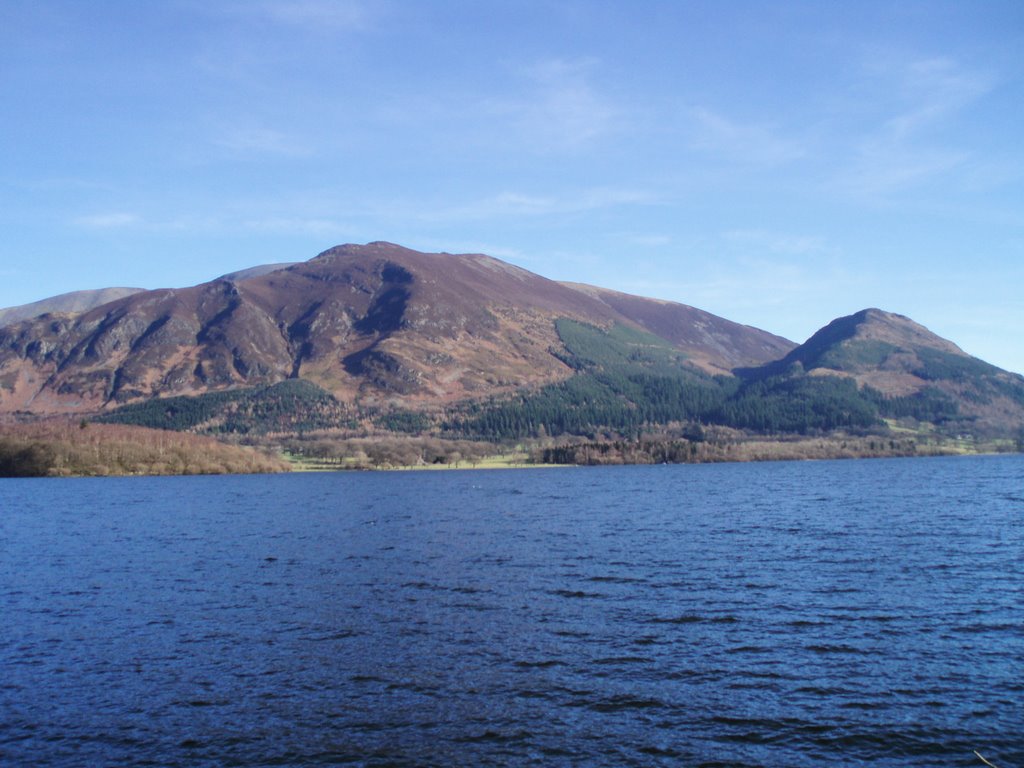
[2,1,1022,373]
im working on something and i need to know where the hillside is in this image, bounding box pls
[560,283,792,372]
[0,242,793,414]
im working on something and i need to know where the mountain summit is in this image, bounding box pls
[753,308,963,386]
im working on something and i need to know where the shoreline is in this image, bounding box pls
[3,424,1018,478]
[282,443,1017,474]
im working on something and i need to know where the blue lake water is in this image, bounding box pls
[1,455,1022,767]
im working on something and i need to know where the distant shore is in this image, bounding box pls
[283,435,1016,473]
[2,420,1018,478]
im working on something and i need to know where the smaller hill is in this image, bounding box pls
[752,309,963,383]
[0,287,144,327]
[740,308,1024,438]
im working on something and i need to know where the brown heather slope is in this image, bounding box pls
[0,242,794,415]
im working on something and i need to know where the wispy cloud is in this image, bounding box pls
[72,212,141,229]
[241,216,353,235]
[696,257,852,306]
[191,0,374,82]
[884,57,993,138]
[722,229,835,257]
[688,107,805,167]
[214,124,312,157]
[416,186,656,223]
[484,57,621,152]
[712,230,848,307]
[253,0,370,31]
[622,251,867,345]
[838,146,968,197]
[619,233,672,247]
[834,56,994,197]
[24,177,111,192]
[617,228,854,336]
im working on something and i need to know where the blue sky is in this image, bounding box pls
[2,0,1022,373]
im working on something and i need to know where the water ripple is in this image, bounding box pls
[1,456,1022,767]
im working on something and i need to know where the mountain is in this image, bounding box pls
[0,287,145,328]
[5,246,1020,442]
[738,308,1024,438]
[0,242,793,414]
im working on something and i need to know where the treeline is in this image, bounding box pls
[537,435,933,466]
[449,320,729,439]
[98,379,356,435]
[451,370,980,441]
[712,375,880,433]
[449,372,725,439]
[912,347,1000,381]
[864,386,960,422]
[372,409,434,434]
[0,420,289,477]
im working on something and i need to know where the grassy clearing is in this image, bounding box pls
[283,450,562,472]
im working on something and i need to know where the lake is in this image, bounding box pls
[1,455,1022,766]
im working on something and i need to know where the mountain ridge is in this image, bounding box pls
[0,287,146,328]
